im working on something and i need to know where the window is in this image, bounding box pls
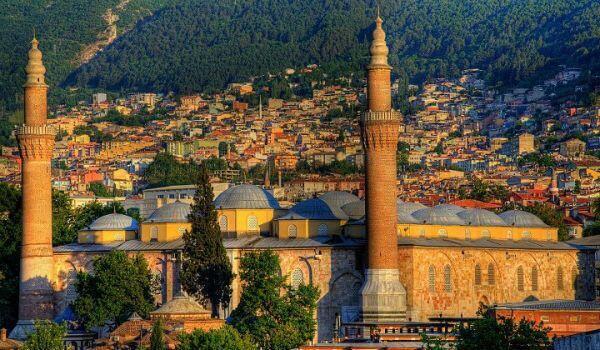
[219,215,228,232]
[465,229,471,240]
[288,224,298,238]
[438,229,448,238]
[178,227,186,235]
[115,232,125,241]
[532,266,539,291]
[291,268,304,289]
[557,267,564,291]
[317,224,329,236]
[481,230,490,238]
[572,267,578,290]
[517,266,524,291]
[488,264,495,285]
[522,231,531,240]
[428,266,436,292]
[247,215,258,232]
[507,230,513,240]
[419,228,426,238]
[65,270,78,303]
[150,226,159,241]
[474,264,482,286]
[444,265,452,292]
[169,194,175,199]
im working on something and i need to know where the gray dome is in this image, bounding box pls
[319,191,360,211]
[498,210,549,228]
[397,200,427,214]
[281,198,348,220]
[434,204,464,213]
[413,207,465,225]
[214,184,280,209]
[457,208,507,227]
[341,200,365,220]
[88,213,138,231]
[146,201,191,223]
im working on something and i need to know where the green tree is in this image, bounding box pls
[0,183,22,328]
[181,164,233,317]
[230,250,319,350]
[434,142,444,155]
[150,318,167,350]
[178,325,257,350]
[71,201,131,234]
[22,320,67,350]
[591,197,600,220]
[455,314,550,350]
[143,153,200,188]
[51,190,75,246]
[72,251,155,330]
[88,182,113,198]
[461,179,509,203]
[518,203,569,241]
[583,223,600,237]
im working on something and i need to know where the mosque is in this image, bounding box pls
[10,13,596,344]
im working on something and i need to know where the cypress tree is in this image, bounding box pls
[150,318,167,350]
[181,164,233,317]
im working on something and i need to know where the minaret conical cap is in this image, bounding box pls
[369,14,390,67]
[25,34,46,86]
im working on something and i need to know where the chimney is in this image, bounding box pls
[1,328,7,342]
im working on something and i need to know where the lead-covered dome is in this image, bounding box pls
[413,206,465,225]
[341,200,365,220]
[319,191,360,211]
[281,198,348,220]
[458,208,507,226]
[87,213,138,231]
[214,184,280,209]
[146,201,191,223]
[498,210,549,227]
[434,203,464,213]
[397,200,427,214]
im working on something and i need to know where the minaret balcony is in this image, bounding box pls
[17,125,56,137]
[362,110,400,123]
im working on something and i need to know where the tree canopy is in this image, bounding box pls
[22,321,68,350]
[178,325,257,350]
[72,251,155,330]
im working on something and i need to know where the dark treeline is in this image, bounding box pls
[67,0,600,94]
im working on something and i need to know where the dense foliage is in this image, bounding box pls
[458,179,509,203]
[22,321,68,350]
[150,317,167,350]
[67,0,600,95]
[73,251,155,330]
[181,164,233,317]
[143,153,200,188]
[230,250,319,350]
[178,325,257,350]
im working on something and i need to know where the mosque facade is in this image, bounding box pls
[12,16,597,343]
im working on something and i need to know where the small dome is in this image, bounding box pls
[319,191,360,211]
[457,209,507,226]
[214,184,280,209]
[434,203,464,213]
[150,294,210,318]
[281,198,348,220]
[341,200,365,220]
[87,213,138,231]
[413,207,465,225]
[498,210,549,228]
[146,201,191,223]
[397,200,427,214]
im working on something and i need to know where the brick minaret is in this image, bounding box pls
[10,36,55,339]
[359,14,407,323]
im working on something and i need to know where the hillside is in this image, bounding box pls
[0,0,177,114]
[67,0,600,94]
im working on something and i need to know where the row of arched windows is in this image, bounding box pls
[417,229,538,240]
[428,265,452,292]
[474,264,496,286]
[516,265,579,292]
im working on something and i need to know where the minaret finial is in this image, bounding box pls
[25,32,46,86]
[369,4,389,68]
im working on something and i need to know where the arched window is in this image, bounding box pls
[428,265,436,292]
[474,264,482,286]
[419,228,426,238]
[532,266,539,291]
[247,215,258,232]
[150,226,159,241]
[517,266,524,291]
[481,230,490,238]
[557,267,564,291]
[115,232,125,241]
[487,264,495,285]
[291,268,304,289]
[438,229,448,238]
[444,265,452,292]
[288,224,298,238]
[465,229,471,240]
[507,230,513,240]
[219,215,228,232]
[317,224,329,236]
[65,269,78,304]
[522,231,531,240]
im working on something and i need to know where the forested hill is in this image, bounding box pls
[0,0,178,113]
[67,0,600,94]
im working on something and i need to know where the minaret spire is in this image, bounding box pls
[11,36,56,339]
[359,11,407,323]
